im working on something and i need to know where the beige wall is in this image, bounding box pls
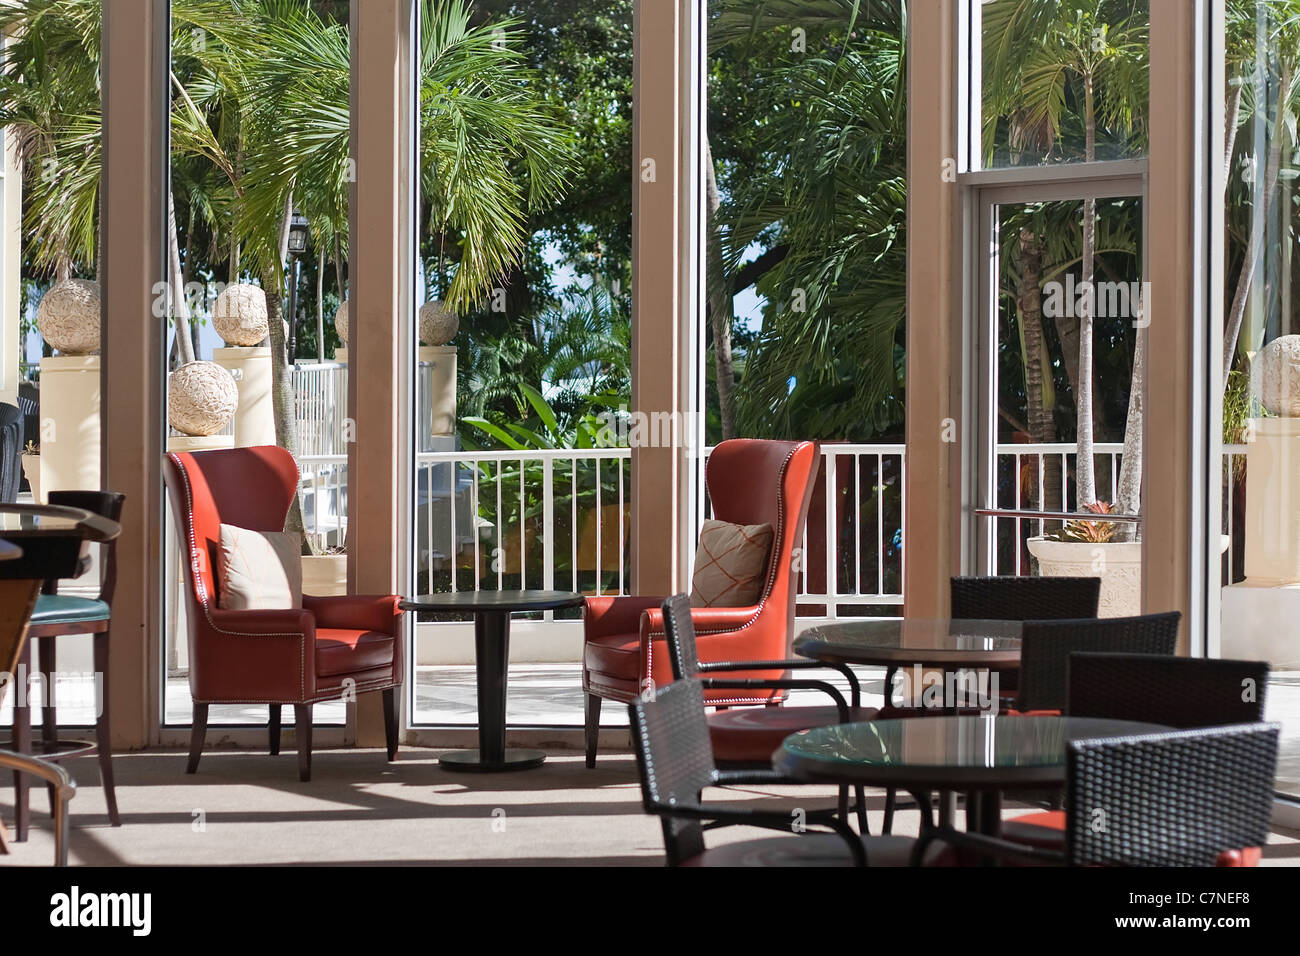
[348,0,414,743]
[101,0,167,747]
[903,0,962,617]
[630,0,689,595]
[1145,0,1212,653]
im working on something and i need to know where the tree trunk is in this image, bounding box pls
[1017,227,1064,522]
[266,193,311,554]
[1114,331,1144,538]
[1075,78,1098,508]
[1224,64,1290,381]
[168,191,197,366]
[705,139,737,440]
[1224,80,1243,187]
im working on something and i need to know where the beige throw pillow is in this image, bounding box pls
[690,519,774,608]
[218,525,303,610]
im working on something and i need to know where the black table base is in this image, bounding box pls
[439,609,540,773]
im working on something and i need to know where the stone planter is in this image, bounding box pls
[21,454,41,502]
[1026,536,1142,617]
[302,554,348,597]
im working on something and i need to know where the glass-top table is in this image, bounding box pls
[795,618,1023,708]
[774,715,1168,837]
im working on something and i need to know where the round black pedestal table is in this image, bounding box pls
[400,590,585,772]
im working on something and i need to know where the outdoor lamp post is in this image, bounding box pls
[285,210,310,363]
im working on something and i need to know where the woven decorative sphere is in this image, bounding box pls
[1259,335,1300,417]
[37,279,101,355]
[168,361,238,436]
[419,299,458,346]
[212,283,269,346]
[334,300,349,345]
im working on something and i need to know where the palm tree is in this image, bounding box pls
[984,0,1147,514]
[711,0,908,441]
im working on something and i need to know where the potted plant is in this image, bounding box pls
[1028,502,1142,617]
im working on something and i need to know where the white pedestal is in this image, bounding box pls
[39,355,100,497]
[214,346,275,448]
[334,347,347,365]
[302,554,348,597]
[1221,581,1300,668]
[1243,417,1300,583]
[418,345,456,445]
[164,434,235,675]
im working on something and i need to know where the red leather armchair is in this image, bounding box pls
[582,438,818,766]
[163,446,404,781]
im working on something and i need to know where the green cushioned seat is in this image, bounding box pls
[30,594,111,626]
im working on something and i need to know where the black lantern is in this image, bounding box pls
[287,210,310,256]
[285,210,310,362]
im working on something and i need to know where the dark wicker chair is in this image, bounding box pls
[630,679,942,866]
[950,575,1101,621]
[0,403,23,503]
[661,593,871,833]
[914,723,1280,867]
[1013,612,1180,713]
[1069,653,1269,727]
[1002,645,1258,850]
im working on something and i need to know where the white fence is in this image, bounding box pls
[287,365,1247,618]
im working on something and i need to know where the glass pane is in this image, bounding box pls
[1219,0,1300,800]
[979,0,1149,168]
[705,1,907,620]
[0,0,103,729]
[988,196,1144,606]
[411,1,632,727]
[162,1,351,726]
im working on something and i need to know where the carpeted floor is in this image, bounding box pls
[3,746,1299,866]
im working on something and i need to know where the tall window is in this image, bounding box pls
[0,0,105,731]
[163,0,352,726]
[410,1,633,727]
[1217,0,1300,801]
[967,1,1150,619]
[704,1,908,622]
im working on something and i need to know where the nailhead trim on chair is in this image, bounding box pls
[169,452,400,706]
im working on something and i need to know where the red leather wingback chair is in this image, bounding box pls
[582,439,818,766]
[163,446,403,782]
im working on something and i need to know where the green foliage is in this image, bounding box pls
[709,0,907,442]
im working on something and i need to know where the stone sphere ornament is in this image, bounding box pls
[1258,334,1300,417]
[419,299,458,346]
[212,283,269,347]
[37,278,101,355]
[168,361,239,436]
[334,300,349,345]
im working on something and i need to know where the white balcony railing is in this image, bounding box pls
[286,361,1248,622]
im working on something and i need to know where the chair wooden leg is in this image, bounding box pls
[13,642,31,841]
[294,704,312,782]
[268,704,282,756]
[882,787,897,834]
[187,702,208,774]
[39,637,58,816]
[93,631,120,826]
[584,693,601,768]
[382,688,399,761]
[855,785,869,835]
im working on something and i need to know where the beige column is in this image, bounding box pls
[101,0,168,748]
[348,0,414,744]
[1145,0,1212,654]
[630,0,687,595]
[903,1,962,618]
